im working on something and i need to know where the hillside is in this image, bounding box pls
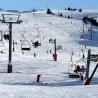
[0,10,98,98]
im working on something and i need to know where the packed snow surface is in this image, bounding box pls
[0,10,98,97]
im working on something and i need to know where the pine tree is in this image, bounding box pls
[46,8,52,14]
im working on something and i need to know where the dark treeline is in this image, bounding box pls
[83,16,98,26]
[65,7,82,12]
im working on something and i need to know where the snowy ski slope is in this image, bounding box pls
[0,10,98,98]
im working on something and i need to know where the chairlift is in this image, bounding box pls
[3,30,9,40]
[32,28,41,46]
[31,35,41,47]
[21,40,31,51]
[68,58,86,78]
[32,41,41,48]
[49,38,54,43]
[68,62,80,78]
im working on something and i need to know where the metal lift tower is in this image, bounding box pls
[1,14,22,73]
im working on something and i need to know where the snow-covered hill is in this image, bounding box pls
[0,10,98,98]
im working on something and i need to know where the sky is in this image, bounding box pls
[0,0,98,10]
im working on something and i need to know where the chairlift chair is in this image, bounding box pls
[31,35,41,47]
[68,63,80,78]
[21,40,31,51]
[68,58,86,78]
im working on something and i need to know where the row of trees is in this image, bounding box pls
[83,16,98,26]
[46,7,82,14]
[46,8,72,19]
[65,7,82,12]
[46,8,73,19]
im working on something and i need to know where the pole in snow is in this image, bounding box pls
[84,63,98,85]
[90,23,93,40]
[53,39,57,61]
[83,21,84,33]
[13,40,15,52]
[85,50,91,79]
[1,14,22,73]
[0,31,3,41]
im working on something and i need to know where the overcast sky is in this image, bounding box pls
[0,0,98,10]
